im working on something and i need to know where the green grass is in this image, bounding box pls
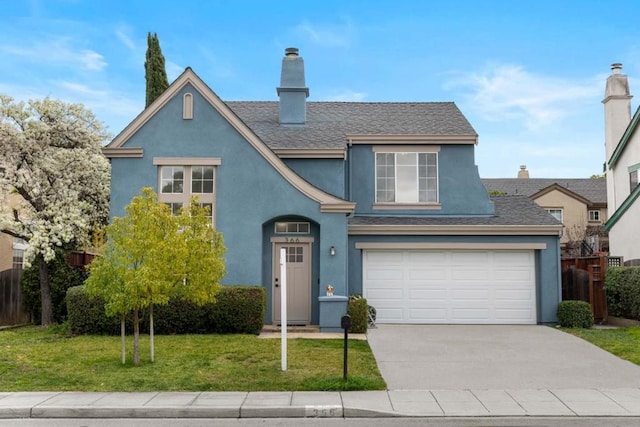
[561,326,640,365]
[0,326,386,392]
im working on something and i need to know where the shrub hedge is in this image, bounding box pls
[557,300,594,328]
[605,266,640,320]
[66,286,122,335]
[348,295,369,333]
[67,285,266,335]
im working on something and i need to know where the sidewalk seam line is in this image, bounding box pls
[548,389,578,416]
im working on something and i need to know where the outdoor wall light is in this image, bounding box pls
[330,246,336,256]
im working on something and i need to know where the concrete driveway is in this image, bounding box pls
[367,325,640,389]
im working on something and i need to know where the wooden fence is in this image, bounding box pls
[561,256,607,323]
[0,268,30,326]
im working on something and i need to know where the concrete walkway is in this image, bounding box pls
[2,389,640,418]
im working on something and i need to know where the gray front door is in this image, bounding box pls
[273,242,311,324]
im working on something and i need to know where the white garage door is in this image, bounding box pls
[363,250,536,324]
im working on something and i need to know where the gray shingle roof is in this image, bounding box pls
[348,195,561,227]
[482,178,607,204]
[226,101,477,150]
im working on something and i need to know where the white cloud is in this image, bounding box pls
[115,25,136,51]
[322,89,367,102]
[294,19,354,48]
[79,49,107,71]
[446,63,600,131]
[1,38,107,71]
[166,60,184,82]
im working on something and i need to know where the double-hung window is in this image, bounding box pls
[545,208,563,223]
[375,151,438,204]
[154,158,220,224]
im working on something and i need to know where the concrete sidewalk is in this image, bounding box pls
[2,389,640,419]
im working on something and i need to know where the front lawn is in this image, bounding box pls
[0,326,386,392]
[561,326,640,365]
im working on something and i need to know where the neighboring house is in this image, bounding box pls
[483,167,608,258]
[103,48,562,327]
[0,191,27,271]
[603,63,640,265]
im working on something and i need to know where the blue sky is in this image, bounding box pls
[2,0,640,178]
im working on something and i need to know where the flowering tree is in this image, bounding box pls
[0,95,110,326]
[85,188,225,365]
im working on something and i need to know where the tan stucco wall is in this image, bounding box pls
[0,232,13,271]
[0,192,27,271]
[534,191,589,245]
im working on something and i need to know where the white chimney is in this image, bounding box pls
[603,63,632,162]
[603,63,633,212]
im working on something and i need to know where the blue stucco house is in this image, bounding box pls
[104,48,562,329]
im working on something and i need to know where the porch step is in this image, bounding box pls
[261,324,321,333]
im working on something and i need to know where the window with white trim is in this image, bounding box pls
[588,210,600,222]
[545,208,563,223]
[375,152,438,203]
[158,165,215,222]
[275,222,310,234]
[631,169,638,192]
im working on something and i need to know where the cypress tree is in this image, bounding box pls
[145,32,169,107]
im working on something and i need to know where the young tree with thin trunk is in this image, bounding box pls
[85,188,225,365]
[0,95,110,326]
[145,32,169,108]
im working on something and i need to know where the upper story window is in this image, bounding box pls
[375,152,438,203]
[588,210,600,222]
[546,208,563,223]
[183,93,193,120]
[154,158,221,225]
[630,169,638,192]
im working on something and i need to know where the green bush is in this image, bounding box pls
[208,286,266,334]
[142,299,209,335]
[605,266,640,320]
[66,286,122,335]
[348,295,369,333]
[66,285,266,335]
[557,300,594,328]
[21,249,89,324]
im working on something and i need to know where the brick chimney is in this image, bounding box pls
[517,165,529,179]
[277,47,309,125]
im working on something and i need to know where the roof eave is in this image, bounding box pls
[348,224,563,236]
[346,134,478,145]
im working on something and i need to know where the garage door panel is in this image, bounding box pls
[363,250,536,324]
[409,308,448,321]
[493,251,532,264]
[407,251,447,263]
[365,268,404,280]
[452,269,491,280]
[451,289,489,299]
[407,268,447,280]
[493,269,533,281]
[366,251,403,263]
[409,289,447,300]
[450,251,490,264]
[495,309,534,321]
[376,308,404,321]
[452,308,490,319]
[367,288,403,300]
[495,289,533,300]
